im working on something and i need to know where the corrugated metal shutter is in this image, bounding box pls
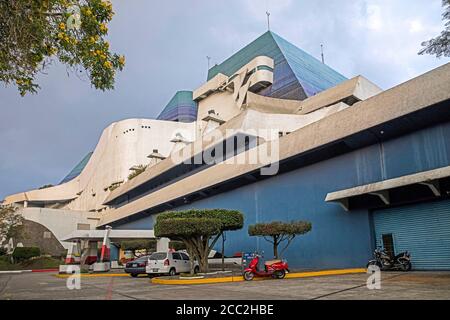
[373,199,450,270]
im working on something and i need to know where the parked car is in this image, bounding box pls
[145,251,199,276]
[125,255,151,277]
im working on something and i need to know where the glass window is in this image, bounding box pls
[180,253,189,260]
[172,253,181,260]
[257,65,274,72]
[149,252,167,260]
[134,255,150,262]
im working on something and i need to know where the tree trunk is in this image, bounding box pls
[199,253,209,273]
[221,232,225,271]
[183,240,196,275]
[202,237,210,273]
[273,236,279,259]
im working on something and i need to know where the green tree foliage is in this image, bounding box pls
[169,241,186,251]
[128,165,147,181]
[248,221,312,259]
[419,0,450,57]
[0,0,125,96]
[154,209,244,273]
[12,247,41,262]
[39,184,54,190]
[0,206,24,243]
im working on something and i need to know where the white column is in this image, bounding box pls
[157,237,170,251]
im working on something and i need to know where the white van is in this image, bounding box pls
[146,251,199,276]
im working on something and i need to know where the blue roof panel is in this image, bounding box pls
[59,152,93,184]
[208,31,347,100]
[157,91,197,122]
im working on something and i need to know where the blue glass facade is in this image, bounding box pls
[157,91,197,123]
[208,31,347,100]
[59,152,93,184]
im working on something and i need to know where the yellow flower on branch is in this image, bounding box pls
[104,61,113,69]
[99,23,108,33]
[59,22,66,31]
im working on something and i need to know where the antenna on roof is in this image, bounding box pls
[266,11,271,31]
[321,44,325,64]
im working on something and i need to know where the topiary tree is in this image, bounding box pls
[248,221,312,259]
[154,209,244,274]
[169,241,186,251]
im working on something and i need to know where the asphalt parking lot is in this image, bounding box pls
[1,271,450,300]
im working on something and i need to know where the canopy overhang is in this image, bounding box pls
[61,229,155,242]
[325,166,450,211]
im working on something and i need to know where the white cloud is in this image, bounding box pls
[366,4,383,31]
[409,19,424,33]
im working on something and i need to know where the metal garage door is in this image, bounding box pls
[373,199,450,270]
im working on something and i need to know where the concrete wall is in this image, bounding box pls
[4,119,196,212]
[19,208,98,249]
[115,121,450,270]
[14,220,66,257]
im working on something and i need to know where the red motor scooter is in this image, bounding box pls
[243,253,289,281]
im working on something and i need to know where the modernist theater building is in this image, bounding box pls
[3,31,450,270]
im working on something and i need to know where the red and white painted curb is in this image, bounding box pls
[0,269,58,274]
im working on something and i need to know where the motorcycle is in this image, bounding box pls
[243,253,289,281]
[367,247,412,271]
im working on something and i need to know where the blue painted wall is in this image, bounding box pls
[115,121,450,270]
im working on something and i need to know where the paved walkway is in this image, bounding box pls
[1,271,450,300]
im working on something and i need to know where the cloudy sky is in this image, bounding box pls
[0,0,449,200]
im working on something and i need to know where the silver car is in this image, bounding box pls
[145,251,199,276]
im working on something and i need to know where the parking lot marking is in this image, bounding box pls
[105,277,115,300]
[54,273,130,279]
[310,273,408,300]
[151,268,367,285]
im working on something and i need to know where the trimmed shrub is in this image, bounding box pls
[248,220,312,259]
[155,209,244,273]
[0,247,7,256]
[156,209,244,232]
[12,247,41,262]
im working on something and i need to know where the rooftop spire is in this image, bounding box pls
[321,44,325,64]
[266,11,271,31]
